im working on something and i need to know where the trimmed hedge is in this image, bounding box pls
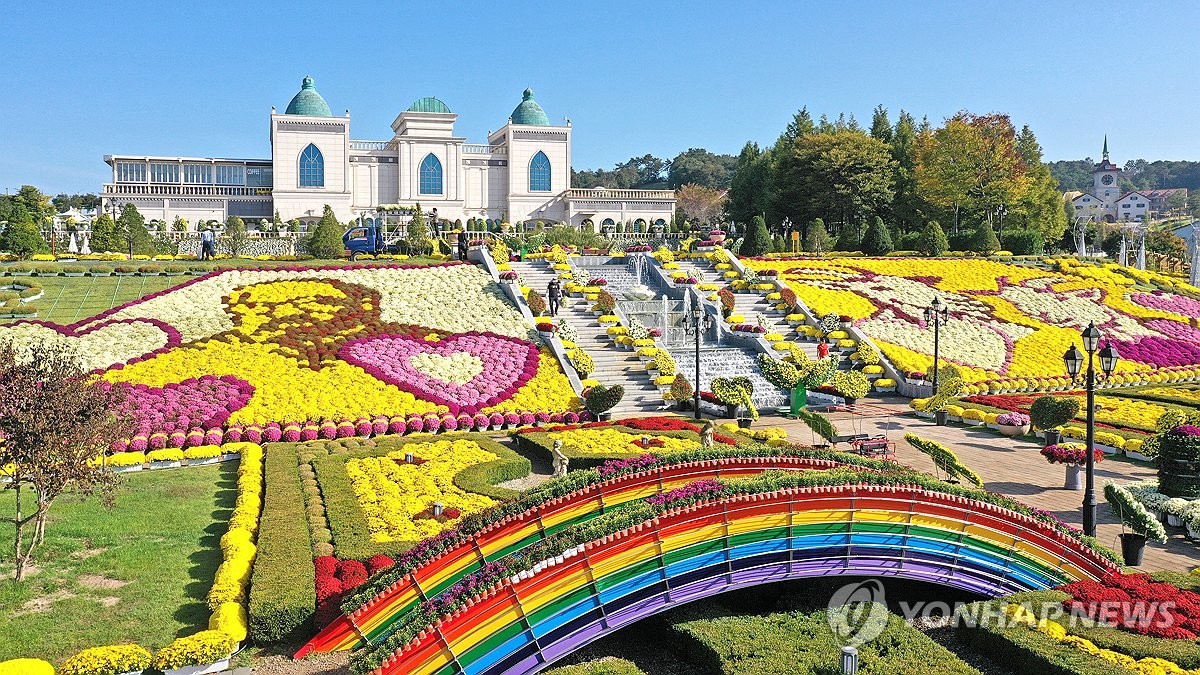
[544,659,645,675]
[248,443,317,643]
[670,602,978,674]
[955,591,1148,675]
[313,433,530,560]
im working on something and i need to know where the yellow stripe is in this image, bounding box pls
[727,512,790,536]
[480,521,542,558]
[446,604,525,656]
[792,508,853,525]
[541,501,595,530]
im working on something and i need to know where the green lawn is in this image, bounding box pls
[0,275,185,325]
[0,463,237,663]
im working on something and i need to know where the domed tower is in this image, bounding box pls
[271,76,352,223]
[487,88,570,227]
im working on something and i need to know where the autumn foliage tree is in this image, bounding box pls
[675,184,728,227]
[0,343,127,580]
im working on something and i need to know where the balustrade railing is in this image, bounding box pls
[103,184,272,197]
[462,144,507,155]
[349,140,390,150]
[566,188,676,200]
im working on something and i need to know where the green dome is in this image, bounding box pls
[408,97,452,113]
[284,76,332,117]
[509,88,550,126]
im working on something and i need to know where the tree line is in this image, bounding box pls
[725,106,1068,257]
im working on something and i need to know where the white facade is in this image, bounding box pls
[101,79,674,229]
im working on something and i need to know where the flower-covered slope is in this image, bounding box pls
[0,264,580,441]
[742,257,1200,383]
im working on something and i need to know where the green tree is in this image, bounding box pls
[861,216,895,255]
[772,130,895,231]
[89,213,122,253]
[222,216,249,257]
[741,215,772,257]
[916,220,949,256]
[726,142,771,225]
[667,148,738,189]
[971,220,1001,253]
[834,221,865,251]
[118,203,154,256]
[405,205,432,255]
[804,218,832,254]
[0,221,48,257]
[171,216,188,232]
[307,205,345,259]
[869,104,893,143]
[889,111,925,234]
[1005,125,1067,243]
[273,209,284,232]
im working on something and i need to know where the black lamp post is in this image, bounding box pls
[1063,322,1120,537]
[923,297,950,391]
[685,290,714,417]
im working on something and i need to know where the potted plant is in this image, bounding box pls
[150,630,236,675]
[88,266,113,277]
[995,412,1031,436]
[1041,443,1102,490]
[831,371,869,406]
[147,448,185,469]
[584,384,624,422]
[7,263,34,277]
[536,322,558,339]
[164,264,187,276]
[670,375,693,411]
[114,266,136,276]
[499,271,519,285]
[1030,395,1079,447]
[1104,482,1167,566]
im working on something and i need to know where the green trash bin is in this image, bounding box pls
[789,387,808,418]
[519,245,528,261]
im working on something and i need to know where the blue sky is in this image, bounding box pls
[2,0,1198,194]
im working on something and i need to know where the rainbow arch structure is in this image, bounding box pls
[301,455,844,656]
[361,484,1116,675]
[302,457,1118,675]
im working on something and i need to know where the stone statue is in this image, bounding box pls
[700,420,715,448]
[551,439,569,478]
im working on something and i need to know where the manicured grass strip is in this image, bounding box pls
[0,463,236,664]
[544,658,645,675]
[669,602,981,674]
[0,276,184,325]
[248,443,316,643]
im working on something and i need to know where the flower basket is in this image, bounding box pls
[163,657,231,675]
[187,456,221,466]
[997,423,1030,437]
[150,459,182,470]
[111,464,144,473]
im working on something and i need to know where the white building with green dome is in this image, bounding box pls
[101,77,675,230]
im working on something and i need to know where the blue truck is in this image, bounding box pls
[342,222,405,260]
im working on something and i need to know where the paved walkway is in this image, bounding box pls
[759,397,1199,573]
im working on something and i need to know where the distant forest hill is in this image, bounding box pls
[1050,159,1200,194]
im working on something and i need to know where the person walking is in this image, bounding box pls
[546,278,561,317]
[457,229,469,261]
[200,227,216,261]
[817,337,830,359]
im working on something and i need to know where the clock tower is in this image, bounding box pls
[1092,135,1121,202]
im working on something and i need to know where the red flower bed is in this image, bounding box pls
[619,417,701,433]
[1058,573,1200,639]
[314,554,395,628]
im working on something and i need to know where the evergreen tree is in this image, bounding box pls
[804,218,832,254]
[916,220,949,256]
[834,221,865,251]
[741,215,772,257]
[273,209,283,233]
[773,235,789,253]
[726,142,771,225]
[889,111,924,234]
[171,216,188,232]
[971,220,1001,254]
[869,105,893,142]
[89,213,122,253]
[0,220,48,257]
[308,205,345,259]
[406,205,431,255]
[118,203,154,256]
[223,215,249,257]
[861,216,895,255]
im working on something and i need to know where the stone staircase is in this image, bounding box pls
[730,290,820,361]
[669,345,789,409]
[507,259,665,416]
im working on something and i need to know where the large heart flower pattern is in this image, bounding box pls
[108,374,256,436]
[339,331,539,414]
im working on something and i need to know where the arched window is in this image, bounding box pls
[299,144,324,188]
[529,151,551,192]
[419,154,443,195]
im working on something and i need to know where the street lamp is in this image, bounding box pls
[923,297,950,391]
[684,290,715,417]
[1063,322,1120,537]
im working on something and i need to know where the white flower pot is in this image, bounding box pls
[1125,451,1153,462]
[1168,514,1183,528]
[1095,444,1119,455]
[963,419,985,427]
[163,658,230,675]
[997,424,1031,437]
[915,411,934,419]
[986,422,1001,430]
[864,373,881,381]
[221,452,241,462]
[947,415,963,423]
[1188,524,1200,541]
[875,386,896,393]
[150,460,182,469]
[112,464,144,473]
[187,456,220,466]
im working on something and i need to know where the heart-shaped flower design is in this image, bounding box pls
[0,318,181,373]
[339,331,539,414]
[110,374,256,436]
